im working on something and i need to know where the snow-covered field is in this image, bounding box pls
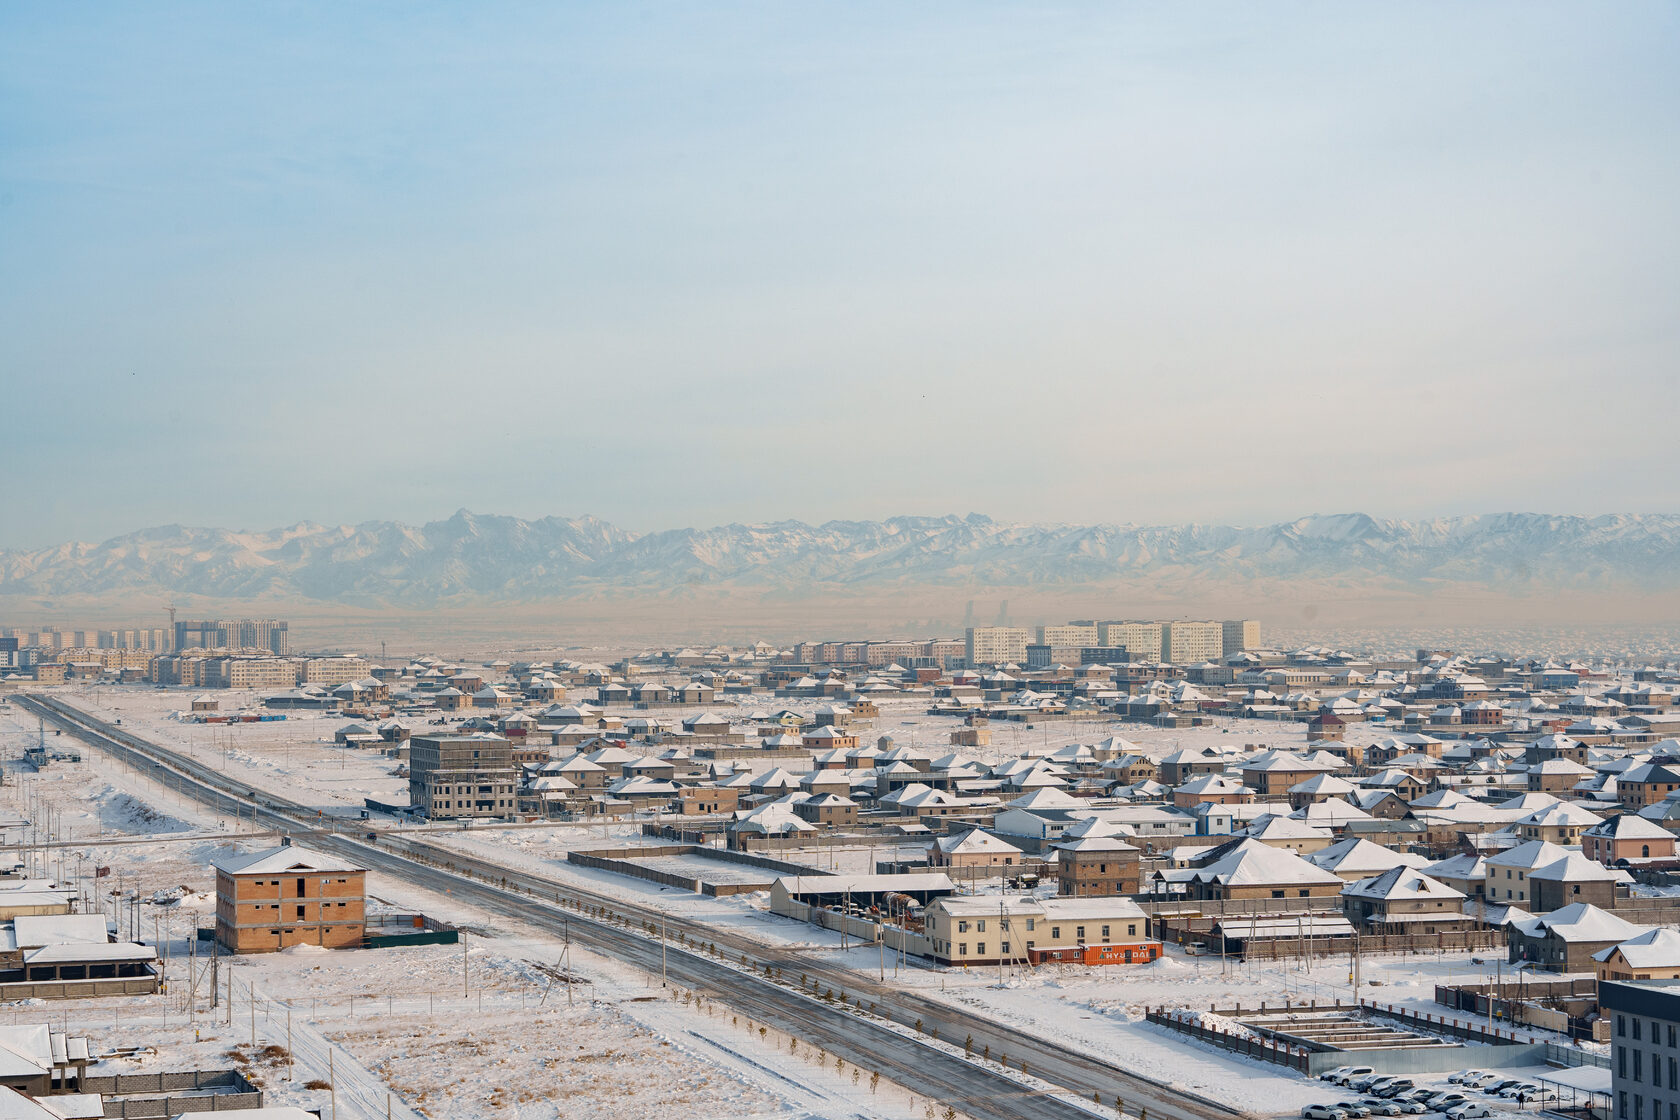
[0,699,972,1120]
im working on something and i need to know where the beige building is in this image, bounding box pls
[1222,619,1261,654]
[301,657,371,686]
[965,627,1030,666]
[924,896,1152,967]
[1036,624,1098,647]
[1095,622,1164,661]
[1162,621,1224,664]
[213,658,300,690]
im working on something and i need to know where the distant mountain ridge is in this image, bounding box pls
[1,511,1677,606]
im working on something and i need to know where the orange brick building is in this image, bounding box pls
[214,842,367,953]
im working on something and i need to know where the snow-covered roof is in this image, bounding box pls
[214,844,362,876]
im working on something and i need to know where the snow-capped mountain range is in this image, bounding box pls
[1,511,1676,606]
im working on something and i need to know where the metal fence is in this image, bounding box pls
[1144,1007,1310,1072]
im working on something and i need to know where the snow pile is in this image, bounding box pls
[94,787,193,834]
[148,885,212,906]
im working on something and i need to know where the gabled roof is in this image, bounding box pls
[935,830,1022,856]
[1180,838,1341,888]
[1310,837,1429,876]
[214,844,362,876]
[1594,927,1680,969]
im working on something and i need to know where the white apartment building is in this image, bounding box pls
[966,627,1030,667]
[1096,622,1164,662]
[1036,624,1098,647]
[1162,621,1223,664]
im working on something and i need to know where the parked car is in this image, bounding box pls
[1350,1076,1391,1093]
[1336,1068,1377,1087]
[1364,1101,1403,1116]
[1302,1107,1349,1120]
[1446,1105,1492,1120]
[1393,1101,1426,1114]
[1481,1080,1522,1096]
[1460,1074,1501,1090]
[1337,1102,1372,1118]
[1373,1081,1416,1099]
[1447,1071,1488,1086]
[1517,1089,1557,1106]
[1322,1067,1359,1083]
[1425,1092,1470,1110]
[1497,1084,1540,1100]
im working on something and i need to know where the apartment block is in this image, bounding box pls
[409,734,517,818]
[1035,624,1098,647]
[1095,622,1164,662]
[175,619,289,655]
[301,657,371,686]
[1162,621,1224,664]
[1222,619,1262,654]
[965,627,1030,667]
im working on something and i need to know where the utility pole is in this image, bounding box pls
[462,933,468,999]
[660,915,667,987]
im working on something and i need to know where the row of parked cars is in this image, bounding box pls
[1302,1067,1559,1120]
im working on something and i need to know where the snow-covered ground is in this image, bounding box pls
[0,698,975,1120]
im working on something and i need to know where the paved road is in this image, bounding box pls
[21,694,1250,1120]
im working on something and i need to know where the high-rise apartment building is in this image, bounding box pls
[1162,621,1224,664]
[1222,619,1261,655]
[175,619,289,655]
[409,734,517,819]
[1095,622,1164,662]
[1035,624,1098,647]
[965,627,1030,666]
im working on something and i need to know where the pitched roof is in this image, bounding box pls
[214,844,362,876]
[1343,866,1465,904]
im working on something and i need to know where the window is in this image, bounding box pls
[1026,918,1035,931]
[1076,926,1086,942]
[977,920,986,932]
[958,920,969,933]
[1638,1096,1645,1120]
[1623,1048,1630,1078]
[1669,1026,1676,1048]
[976,943,986,955]
[1001,942,1010,955]
[1052,926,1061,940]
[1623,1017,1629,1037]
[1640,1020,1646,1041]
[1620,1091,1629,1119]
[958,943,967,956]
[1128,924,1137,936]
[1637,1050,1645,1082]
[1658,1057,1665,1089]
[1271,890,1285,899]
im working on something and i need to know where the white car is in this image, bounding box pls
[1446,1105,1491,1120]
[1322,1067,1359,1083]
[1302,1107,1349,1120]
[1447,1072,1488,1086]
[1517,1089,1557,1106]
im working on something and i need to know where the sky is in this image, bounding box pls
[2,2,1678,548]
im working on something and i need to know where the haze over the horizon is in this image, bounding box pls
[4,2,1678,549]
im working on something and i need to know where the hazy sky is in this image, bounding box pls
[3,2,1677,548]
